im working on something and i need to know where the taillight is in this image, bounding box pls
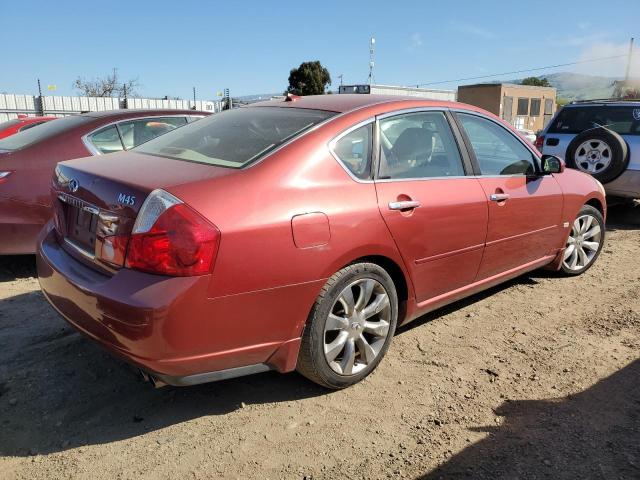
[124,189,220,276]
[534,135,544,150]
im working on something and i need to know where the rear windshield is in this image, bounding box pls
[135,107,336,168]
[0,115,91,151]
[548,105,640,136]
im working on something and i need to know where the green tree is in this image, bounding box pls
[520,76,551,87]
[287,61,331,96]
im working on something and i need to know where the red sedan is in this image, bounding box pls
[0,109,209,254]
[0,115,57,139]
[36,95,606,389]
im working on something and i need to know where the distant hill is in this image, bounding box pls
[515,72,618,101]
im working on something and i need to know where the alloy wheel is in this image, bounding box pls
[323,278,391,375]
[563,214,602,271]
[574,139,612,174]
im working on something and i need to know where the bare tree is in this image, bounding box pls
[73,68,139,97]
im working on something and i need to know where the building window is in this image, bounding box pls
[530,98,541,116]
[544,99,554,115]
[517,98,529,116]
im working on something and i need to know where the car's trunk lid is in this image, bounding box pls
[52,151,235,272]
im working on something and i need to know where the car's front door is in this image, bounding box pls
[374,110,488,303]
[454,112,564,280]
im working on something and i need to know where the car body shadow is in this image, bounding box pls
[0,255,37,282]
[421,359,640,479]
[606,200,640,231]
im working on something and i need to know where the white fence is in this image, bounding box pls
[0,94,223,122]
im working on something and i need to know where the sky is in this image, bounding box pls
[1,0,638,99]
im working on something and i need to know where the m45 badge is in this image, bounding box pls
[117,193,136,206]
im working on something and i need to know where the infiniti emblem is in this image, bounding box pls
[68,178,79,193]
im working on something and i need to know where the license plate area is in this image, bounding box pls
[57,194,99,256]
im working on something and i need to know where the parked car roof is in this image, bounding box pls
[81,109,208,119]
[250,94,476,114]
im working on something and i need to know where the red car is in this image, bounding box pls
[36,95,606,389]
[0,115,57,139]
[0,109,209,254]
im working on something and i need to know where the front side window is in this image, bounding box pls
[332,123,373,180]
[88,125,123,154]
[458,113,537,175]
[136,107,335,168]
[117,116,187,150]
[378,111,465,179]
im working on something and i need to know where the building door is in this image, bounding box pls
[502,96,513,124]
[543,99,554,128]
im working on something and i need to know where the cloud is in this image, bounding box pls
[574,41,639,78]
[450,22,495,39]
[410,32,423,48]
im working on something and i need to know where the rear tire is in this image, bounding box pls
[297,263,398,389]
[559,205,605,276]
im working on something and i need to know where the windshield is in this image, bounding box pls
[0,115,91,151]
[135,107,336,168]
[548,105,640,136]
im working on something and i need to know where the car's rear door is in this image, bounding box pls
[454,111,564,280]
[373,109,488,303]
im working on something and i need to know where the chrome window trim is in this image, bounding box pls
[327,118,376,184]
[81,114,191,156]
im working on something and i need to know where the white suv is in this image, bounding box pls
[537,100,640,199]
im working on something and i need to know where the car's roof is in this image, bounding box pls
[565,100,640,107]
[80,109,209,119]
[250,94,472,114]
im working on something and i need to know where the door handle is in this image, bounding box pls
[489,193,510,202]
[389,200,421,210]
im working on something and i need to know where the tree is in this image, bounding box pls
[287,61,331,96]
[520,76,551,87]
[73,68,139,97]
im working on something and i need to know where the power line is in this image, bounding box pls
[413,54,635,87]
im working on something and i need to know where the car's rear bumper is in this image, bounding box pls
[605,169,640,199]
[36,223,322,385]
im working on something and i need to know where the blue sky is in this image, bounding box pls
[1,0,637,98]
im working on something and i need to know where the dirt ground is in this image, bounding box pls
[0,203,638,480]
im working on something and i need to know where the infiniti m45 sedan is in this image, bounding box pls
[37,94,606,389]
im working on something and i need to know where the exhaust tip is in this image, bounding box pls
[139,369,168,389]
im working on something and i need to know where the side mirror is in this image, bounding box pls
[541,155,565,174]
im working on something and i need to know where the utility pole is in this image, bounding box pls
[192,87,197,110]
[37,78,44,116]
[624,37,635,83]
[122,83,128,109]
[368,37,376,85]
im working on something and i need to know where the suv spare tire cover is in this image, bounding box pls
[565,127,629,184]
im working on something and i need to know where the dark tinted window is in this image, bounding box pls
[379,111,465,179]
[136,107,335,168]
[548,105,640,135]
[332,123,373,180]
[459,113,536,175]
[530,98,541,116]
[0,115,90,151]
[517,98,529,116]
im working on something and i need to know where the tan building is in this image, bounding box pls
[457,83,557,133]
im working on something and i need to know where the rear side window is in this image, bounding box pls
[0,115,90,151]
[379,111,465,179]
[549,106,640,136]
[458,113,536,176]
[88,126,123,154]
[117,116,187,149]
[135,107,335,168]
[331,123,373,180]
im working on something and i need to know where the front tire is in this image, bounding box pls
[560,205,605,276]
[297,263,398,389]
